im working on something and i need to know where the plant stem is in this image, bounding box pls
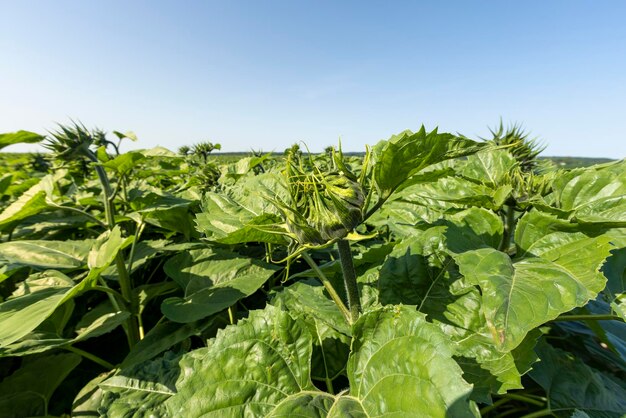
[552,314,621,322]
[127,220,145,272]
[301,251,351,324]
[93,284,126,305]
[480,397,511,416]
[337,239,361,323]
[86,150,140,348]
[50,203,107,228]
[503,393,545,407]
[518,409,554,418]
[498,204,516,252]
[325,377,334,395]
[65,346,115,370]
[228,306,236,325]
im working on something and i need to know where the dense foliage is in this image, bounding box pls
[0,125,624,417]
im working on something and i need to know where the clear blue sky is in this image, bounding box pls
[1,0,625,157]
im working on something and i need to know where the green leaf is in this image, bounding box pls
[453,211,612,351]
[372,127,482,199]
[102,151,145,175]
[0,239,91,270]
[96,351,181,417]
[272,281,351,381]
[612,293,626,321]
[113,130,138,141]
[346,306,475,417]
[161,248,278,322]
[459,149,518,187]
[0,130,45,150]
[0,173,12,196]
[128,190,196,238]
[443,207,504,254]
[0,271,75,347]
[195,192,288,245]
[88,226,132,271]
[0,352,81,416]
[529,340,626,417]
[0,177,49,230]
[93,304,476,417]
[121,316,224,369]
[551,160,626,227]
[165,305,317,416]
[73,306,131,343]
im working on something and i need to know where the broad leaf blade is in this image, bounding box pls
[0,352,81,416]
[0,130,45,149]
[373,127,482,198]
[161,248,278,322]
[0,239,91,270]
[453,212,612,351]
[166,305,317,416]
[347,306,475,417]
[529,340,626,417]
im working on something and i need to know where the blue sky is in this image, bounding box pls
[1,1,625,157]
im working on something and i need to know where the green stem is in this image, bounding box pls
[519,409,554,418]
[301,251,351,324]
[50,203,107,228]
[498,204,516,252]
[552,314,621,322]
[228,305,236,325]
[480,397,511,416]
[93,284,126,305]
[86,150,140,348]
[127,220,145,272]
[65,346,115,370]
[362,198,386,223]
[337,239,361,323]
[325,377,334,395]
[503,393,545,407]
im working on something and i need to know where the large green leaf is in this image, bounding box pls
[0,130,45,150]
[0,352,81,417]
[165,305,318,416]
[272,281,351,382]
[0,177,48,230]
[442,207,503,254]
[372,126,482,199]
[0,300,128,357]
[373,228,535,402]
[460,149,518,187]
[0,271,75,348]
[453,211,612,351]
[550,160,626,227]
[0,229,128,349]
[102,151,146,176]
[529,340,626,418]
[161,248,278,322]
[346,306,474,417]
[0,239,91,270]
[120,315,225,369]
[165,305,474,417]
[128,190,196,238]
[195,192,287,244]
[94,351,182,418]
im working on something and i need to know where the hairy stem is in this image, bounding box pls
[86,150,140,347]
[301,251,351,324]
[337,239,361,323]
[498,204,516,252]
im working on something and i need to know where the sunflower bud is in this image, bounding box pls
[277,151,366,246]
